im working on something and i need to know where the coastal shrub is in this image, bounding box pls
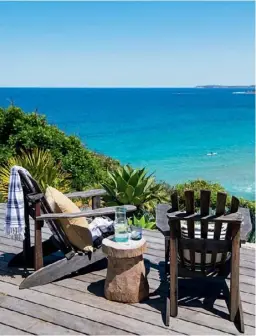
[174,179,228,210]
[0,105,119,191]
[102,165,168,214]
[168,179,255,242]
[0,148,71,199]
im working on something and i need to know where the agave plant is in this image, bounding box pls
[102,165,168,212]
[0,148,71,200]
[128,215,156,230]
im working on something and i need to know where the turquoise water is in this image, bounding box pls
[0,88,254,200]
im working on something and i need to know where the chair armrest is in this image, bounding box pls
[214,212,243,223]
[27,193,44,202]
[64,189,107,199]
[156,204,171,236]
[239,207,253,243]
[36,204,136,221]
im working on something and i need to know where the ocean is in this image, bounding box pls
[0,88,255,200]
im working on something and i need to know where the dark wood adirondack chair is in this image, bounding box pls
[8,170,136,289]
[157,190,251,333]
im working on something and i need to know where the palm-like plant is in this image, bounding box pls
[102,165,168,212]
[0,148,71,200]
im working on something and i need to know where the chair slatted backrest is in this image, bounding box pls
[200,190,210,273]
[18,170,74,254]
[170,189,240,275]
[171,192,185,267]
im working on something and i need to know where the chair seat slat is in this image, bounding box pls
[167,211,242,223]
[179,238,231,253]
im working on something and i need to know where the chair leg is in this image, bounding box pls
[234,293,245,333]
[165,295,170,326]
[34,202,43,271]
[8,237,59,267]
[23,199,31,267]
[165,237,170,275]
[170,225,178,317]
[165,235,170,326]
[230,224,244,333]
[230,225,240,322]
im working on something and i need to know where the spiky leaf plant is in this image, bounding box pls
[0,148,71,200]
[102,165,168,213]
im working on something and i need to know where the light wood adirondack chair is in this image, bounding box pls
[8,170,136,289]
[157,190,250,333]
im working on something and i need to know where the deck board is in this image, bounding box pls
[0,204,255,335]
[0,323,32,335]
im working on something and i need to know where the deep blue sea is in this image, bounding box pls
[0,88,255,200]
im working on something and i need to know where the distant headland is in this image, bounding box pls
[195,85,255,89]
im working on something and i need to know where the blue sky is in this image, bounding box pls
[0,1,254,87]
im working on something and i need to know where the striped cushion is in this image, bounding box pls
[179,220,230,268]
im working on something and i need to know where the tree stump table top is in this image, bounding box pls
[102,237,147,258]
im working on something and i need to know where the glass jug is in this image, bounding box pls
[114,206,129,242]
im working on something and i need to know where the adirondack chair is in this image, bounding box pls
[157,190,249,333]
[8,170,136,289]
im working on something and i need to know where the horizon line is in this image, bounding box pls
[0,85,255,89]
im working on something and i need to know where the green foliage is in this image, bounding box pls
[0,148,71,199]
[102,165,168,212]
[128,215,156,230]
[173,179,255,242]
[0,193,5,203]
[174,179,228,210]
[0,105,119,191]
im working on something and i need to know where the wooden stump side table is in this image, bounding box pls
[102,238,149,303]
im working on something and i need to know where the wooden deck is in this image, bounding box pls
[0,203,255,335]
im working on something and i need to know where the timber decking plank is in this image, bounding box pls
[0,307,79,335]
[48,275,256,329]
[1,245,255,299]
[51,277,255,335]
[0,241,255,295]
[0,265,244,335]
[0,295,129,335]
[5,258,253,334]
[0,273,232,335]
[1,252,255,311]
[0,257,255,307]
[0,323,32,335]
[0,280,180,335]
[78,270,256,316]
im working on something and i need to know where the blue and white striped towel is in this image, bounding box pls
[5,166,31,241]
